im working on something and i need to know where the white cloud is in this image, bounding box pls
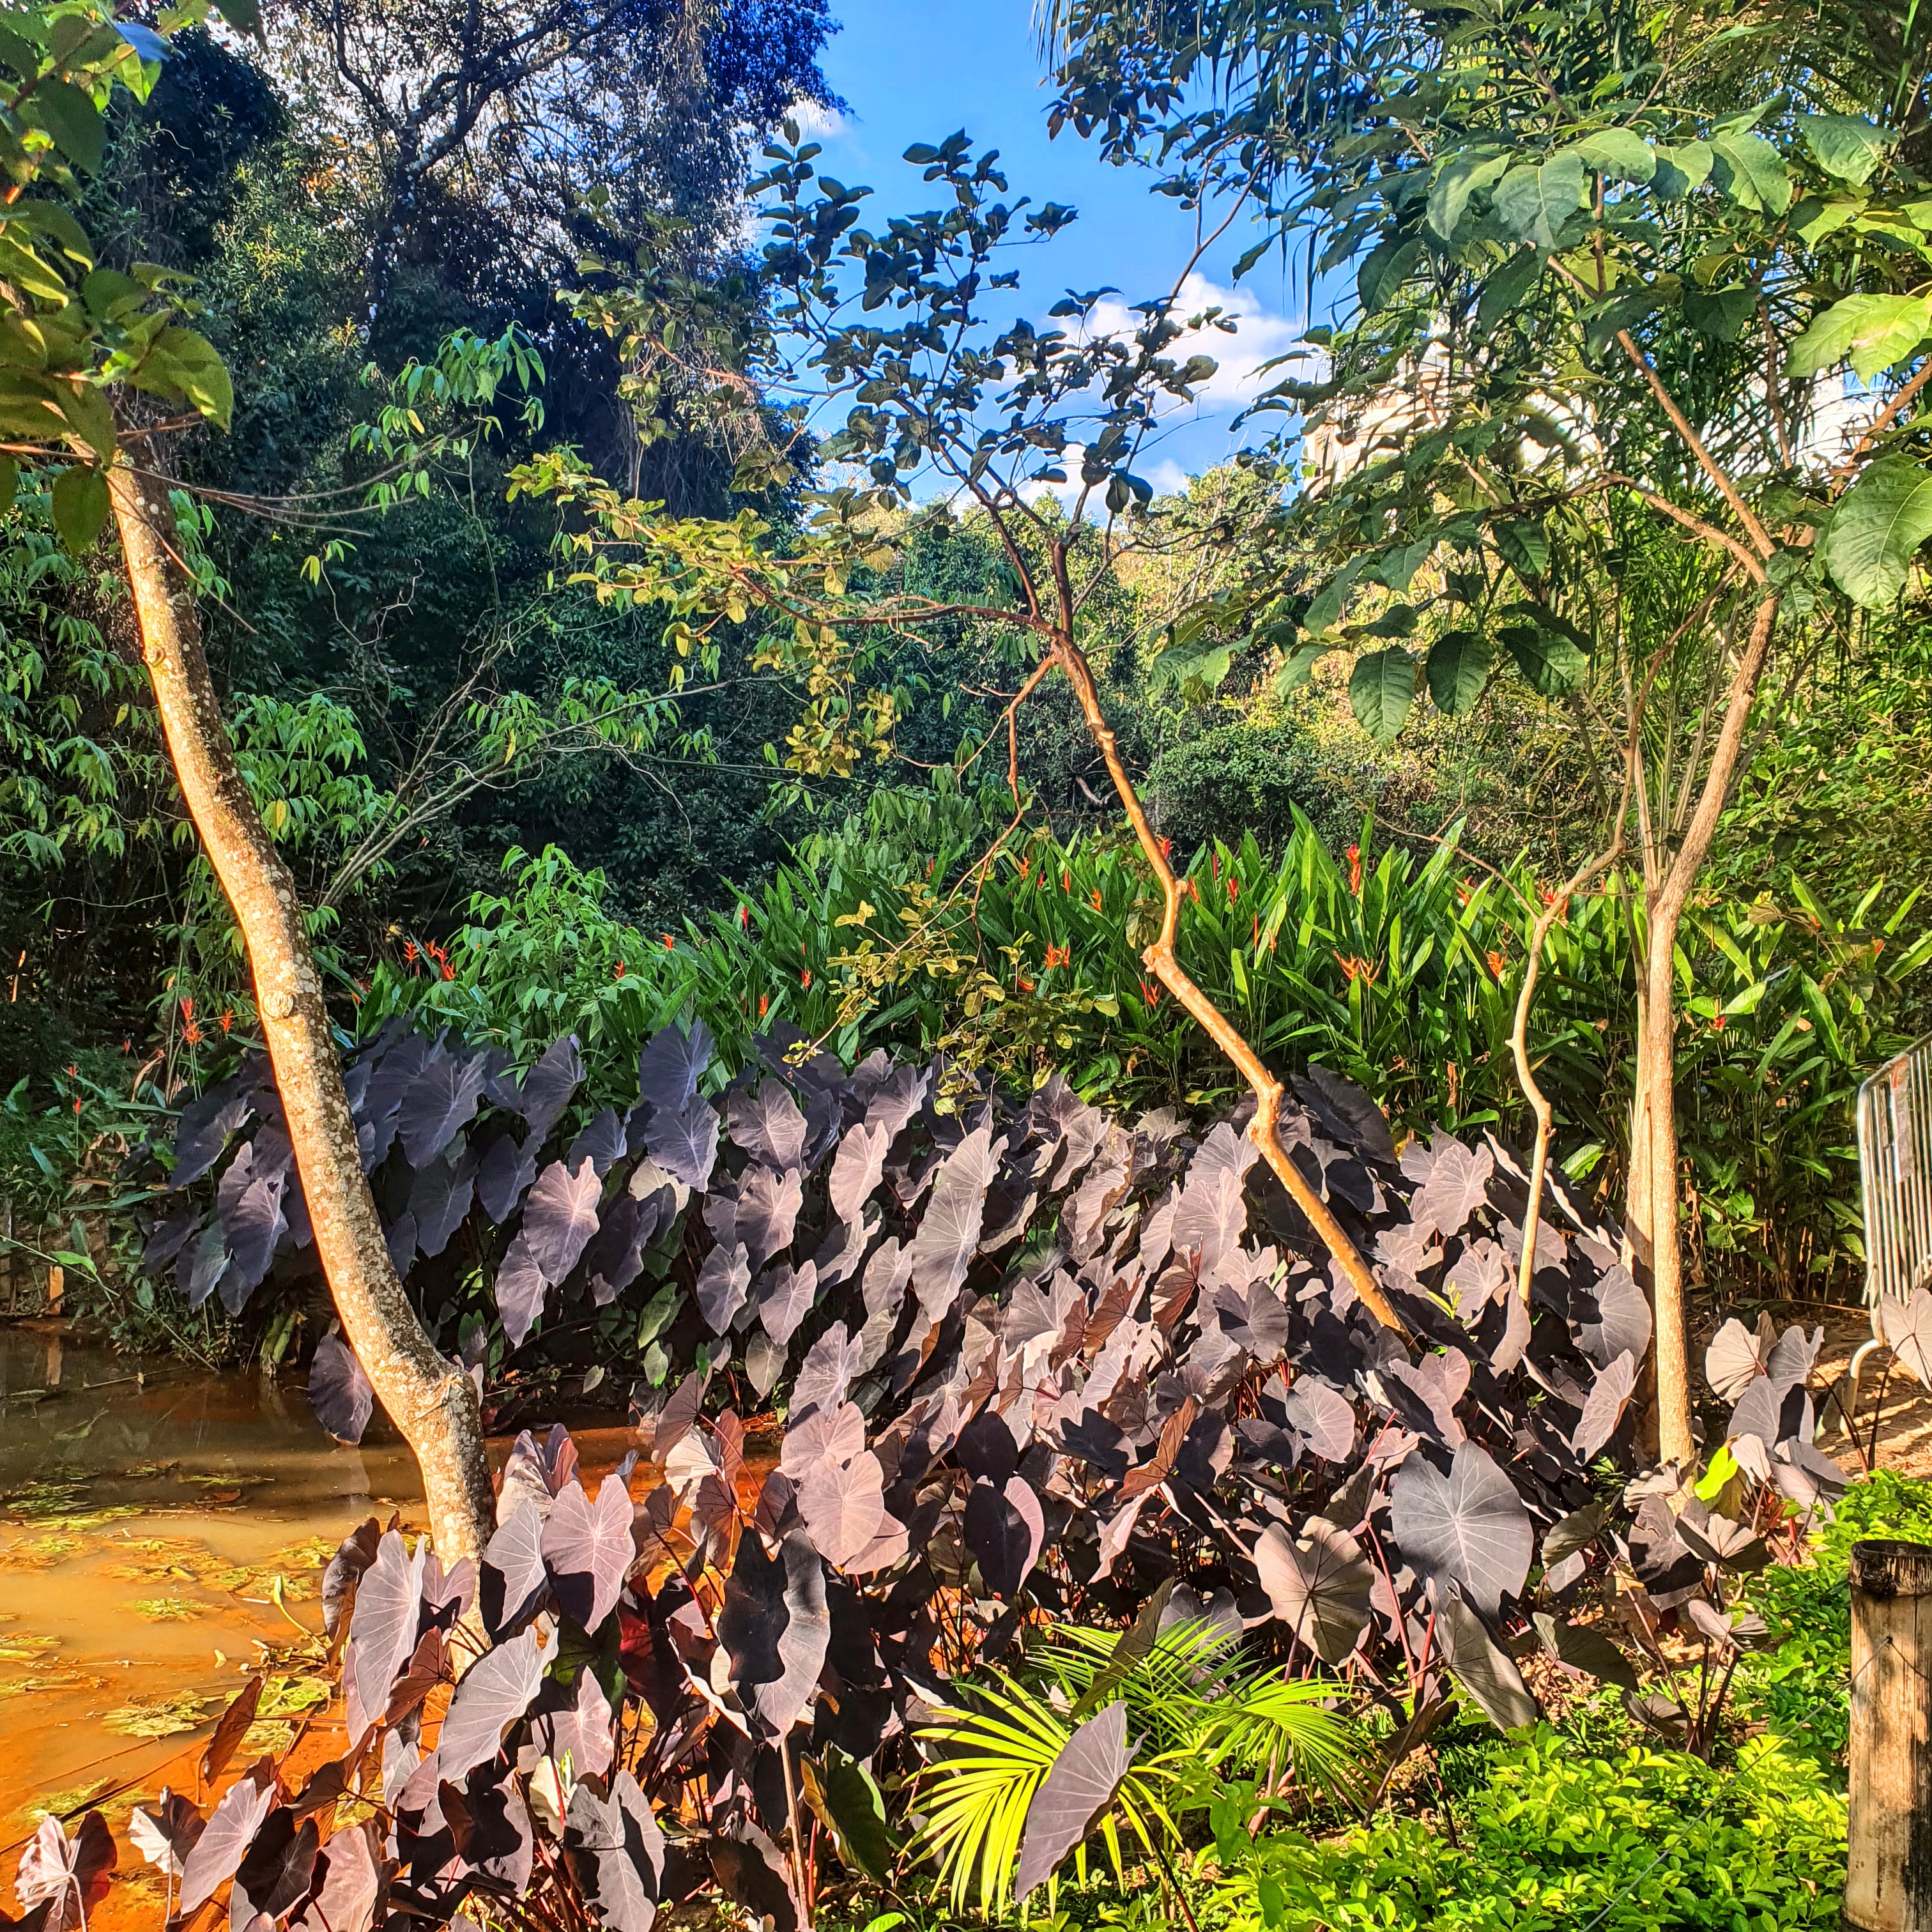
[786,98,848,141]
[1078,272,1315,413]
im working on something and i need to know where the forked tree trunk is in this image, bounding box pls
[109,463,496,1566]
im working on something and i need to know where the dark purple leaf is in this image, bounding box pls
[523,1157,604,1281]
[1390,1440,1532,1616]
[1409,1135,1494,1239]
[232,1811,318,1926]
[1572,1350,1638,1460]
[909,1124,1000,1319]
[696,1243,752,1334]
[565,1771,664,1932]
[399,1049,486,1167]
[15,1812,114,1932]
[1282,1379,1356,1462]
[1171,1123,1255,1268]
[541,1473,635,1632]
[645,1093,720,1190]
[514,1036,584,1140]
[829,1121,891,1227]
[789,1321,862,1423]
[780,1401,865,1479]
[569,1107,627,1177]
[307,1332,374,1445]
[1254,1516,1372,1664]
[289,1821,379,1932]
[382,1208,418,1280]
[530,1667,615,1781]
[737,1164,804,1268]
[637,1016,714,1117]
[1294,1064,1394,1163]
[321,1519,379,1642]
[1438,1592,1539,1731]
[477,1130,539,1223]
[345,1531,425,1741]
[1014,1702,1135,1903]
[1572,1262,1651,1370]
[965,1478,1039,1599]
[494,1231,549,1349]
[796,1450,887,1569]
[171,1076,255,1189]
[761,1532,829,1735]
[178,1774,276,1915]
[756,1258,817,1346]
[1704,1315,1772,1402]
[437,1625,549,1777]
[128,1790,203,1877]
[409,1145,479,1260]
[177,1220,228,1309]
[200,1675,265,1787]
[1531,1611,1638,1689]
[956,1408,1020,1485]
[481,1501,550,1638]
[1059,1409,1129,1480]
[728,1078,808,1170]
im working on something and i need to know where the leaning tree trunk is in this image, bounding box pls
[109,462,496,1566]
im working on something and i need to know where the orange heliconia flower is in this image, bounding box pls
[1045,943,1070,971]
[1486,949,1506,977]
[614,960,626,980]
[1089,887,1103,910]
[1138,978,1163,1007]
[1346,843,1363,894]
[758,993,770,1018]
[801,968,813,989]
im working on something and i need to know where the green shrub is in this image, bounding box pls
[1211,1730,1845,1931]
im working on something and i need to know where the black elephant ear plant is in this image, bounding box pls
[121,1018,1741,1924]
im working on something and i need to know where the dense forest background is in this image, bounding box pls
[3,1,1929,1362]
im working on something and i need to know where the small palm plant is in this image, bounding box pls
[910,1606,1360,1922]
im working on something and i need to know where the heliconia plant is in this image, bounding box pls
[120,1013,1849,1924]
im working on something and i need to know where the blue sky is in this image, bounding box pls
[771,0,1317,491]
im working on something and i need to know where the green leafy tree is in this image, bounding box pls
[1040,0,1932,1460]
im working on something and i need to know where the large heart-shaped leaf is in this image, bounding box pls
[1391,1440,1532,1615]
[1254,1516,1372,1663]
[542,1473,635,1632]
[524,1157,604,1282]
[307,1331,373,1445]
[1827,457,1932,608]
[1013,1702,1135,1904]
[438,1625,549,1777]
[636,1017,714,1117]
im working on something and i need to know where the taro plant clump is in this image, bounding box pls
[125,1009,1847,1925]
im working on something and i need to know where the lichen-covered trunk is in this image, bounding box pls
[109,464,495,1565]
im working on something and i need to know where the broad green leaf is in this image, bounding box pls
[54,377,114,461]
[1786,293,1932,382]
[1348,647,1416,741]
[1789,194,1866,248]
[155,327,233,429]
[82,268,144,321]
[1683,286,1755,344]
[1492,155,1588,250]
[1426,629,1492,716]
[1798,114,1891,187]
[1303,557,1364,634]
[1427,152,1510,243]
[1357,234,1419,314]
[1500,623,1587,696]
[10,199,92,268]
[1652,142,1713,198]
[1491,517,1549,581]
[20,79,104,174]
[1475,249,1542,339]
[0,455,16,511]
[1368,535,1436,594]
[1710,132,1791,215]
[50,463,108,556]
[1566,129,1655,185]
[1275,641,1326,694]
[1823,457,1932,608]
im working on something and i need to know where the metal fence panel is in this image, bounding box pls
[1859,1034,1932,1305]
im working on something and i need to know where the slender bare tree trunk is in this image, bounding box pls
[1627,592,1781,1468]
[109,461,496,1565]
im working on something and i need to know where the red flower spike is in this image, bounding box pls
[758,993,769,1018]
[1347,844,1363,894]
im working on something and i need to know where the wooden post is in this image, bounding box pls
[1847,1539,1932,1932]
